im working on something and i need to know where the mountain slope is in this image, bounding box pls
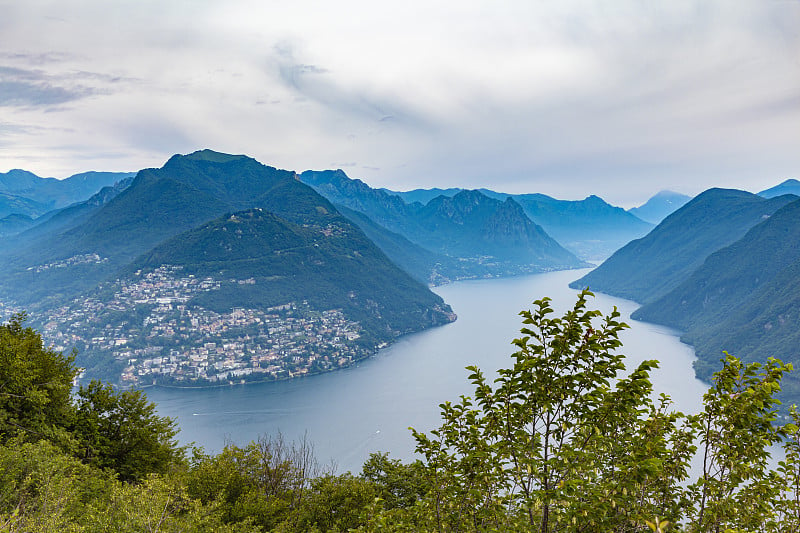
[759,178,800,198]
[0,169,133,210]
[0,192,51,219]
[505,193,653,260]
[634,198,800,331]
[380,185,653,260]
[628,190,692,224]
[333,205,456,285]
[631,198,800,403]
[132,208,454,337]
[570,189,798,304]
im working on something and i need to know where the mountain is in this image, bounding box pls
[0,150,456,386]
[333,205,458,285]
[415,191,580,268]
[379,185,653,260]
[0,213,36,237]
[631,198,800,403]
[0,150,333,304]
[0,177,135,245]
[759,178,800,199]
[498,193,653,260]
[0,192,51,219]
[570,189,798,304]
[628,190,692,224]
[132,208,452,338]
[381,187,462,205]
[0,169,134,211]
[300,170,587,280]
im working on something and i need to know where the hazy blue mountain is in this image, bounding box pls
[415,191,582,269]
[410,187,652,260]
[570,188,798,304]
[0,213,36,237]
[300,170,417,234]
[632,198,800,403]
[0,191,51,219]
[503,193,653,260]
[628,190,692,224]
[300,170,587,277]
[759,178,800,198]
[0,169,134,210]
[381,187,462,205]
[336,181,651,260]
[0,176,134,250]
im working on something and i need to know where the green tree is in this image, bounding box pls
[685,354,790,532]
[186,433,321,530]
[0,313,76,444]
[411,290,695,531]
[70,380,183,481]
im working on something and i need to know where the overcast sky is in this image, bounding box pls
[1,1,798,207]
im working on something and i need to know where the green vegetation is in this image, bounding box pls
[631,199,800,404]
[3,294,800,531]
[134,207,454,339]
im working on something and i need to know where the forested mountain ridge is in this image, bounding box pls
[631,198,800,401]
[131,207,454,339]
[570,188,798,303]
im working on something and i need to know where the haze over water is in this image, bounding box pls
[147,268,709,473]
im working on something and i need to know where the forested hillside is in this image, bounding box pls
[571,188,797,303]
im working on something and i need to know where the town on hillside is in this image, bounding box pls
[3,264,373,387]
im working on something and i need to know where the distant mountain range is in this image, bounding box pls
[300,170,588,282]
[2,153,798,395]
[571,186,800,404]
[380,186,653,260]
[627,190,692,224]
[0,169,133,217]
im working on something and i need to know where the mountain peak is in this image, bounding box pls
[178,149,250,164]
[759,178,800,199]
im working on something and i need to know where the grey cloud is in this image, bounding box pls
[0,52,74,66]
[0,80,96,107]
[271,44,426,128]
[0,66,101,107]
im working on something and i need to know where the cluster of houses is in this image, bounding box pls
[31,265,370,386]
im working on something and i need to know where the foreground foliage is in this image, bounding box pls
[3,292,800,531]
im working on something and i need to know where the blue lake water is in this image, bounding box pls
[146,268,710,473]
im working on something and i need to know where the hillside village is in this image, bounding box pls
[10,264,371,386]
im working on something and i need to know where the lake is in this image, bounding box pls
[146,268,710,473]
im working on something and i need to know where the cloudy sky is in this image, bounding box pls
[1,0,798,206]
